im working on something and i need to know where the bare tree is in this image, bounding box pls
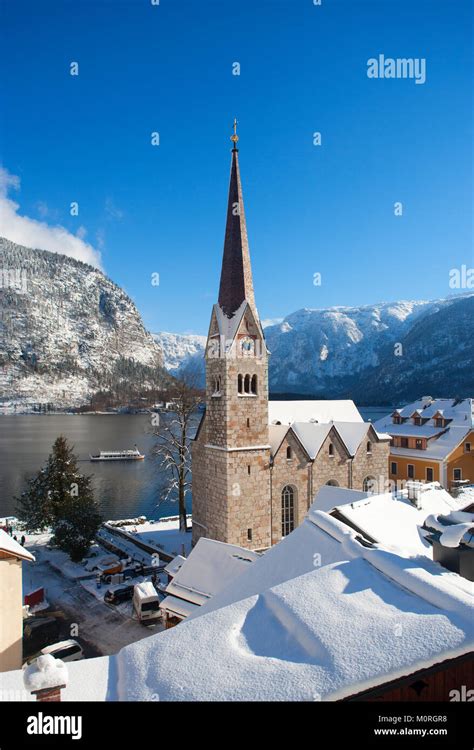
[152,364,204,532]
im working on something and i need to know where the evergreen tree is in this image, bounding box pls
[17,435,102,560]
[52,493,102,562]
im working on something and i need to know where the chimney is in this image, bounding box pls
[32,685,66,702]
[23,654,68,702]
[425,514,474,582]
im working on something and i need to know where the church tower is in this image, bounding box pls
[191,123,271,550]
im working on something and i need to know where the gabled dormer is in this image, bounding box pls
[432,410,451,429]
[392,409,403,425]
[410,409,429,426]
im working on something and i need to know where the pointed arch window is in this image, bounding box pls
[281,485,295,537]
[328,443,334,457]
[244,374,250,394]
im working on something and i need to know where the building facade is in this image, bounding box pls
[0,531,34,672]
[375,397,474,490]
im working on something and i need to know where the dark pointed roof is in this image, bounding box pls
[217,146,256,318]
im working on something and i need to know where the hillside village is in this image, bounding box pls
[0,133,473,708]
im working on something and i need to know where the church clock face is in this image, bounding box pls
[241,336,255,356]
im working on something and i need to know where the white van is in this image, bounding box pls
[33,639,84,664]
[133,581,160,623]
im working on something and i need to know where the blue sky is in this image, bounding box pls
[1,0,472,334]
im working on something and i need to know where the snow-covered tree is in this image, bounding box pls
[17,435,102,559]
[153,367,204,532]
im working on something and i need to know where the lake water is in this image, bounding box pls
[0,414,191,521]
[0,406,391,520]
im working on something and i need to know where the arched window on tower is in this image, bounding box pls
[251,375,257,394]
[281,485,295,537]
[237,374,243,394]
[244,374,250,394]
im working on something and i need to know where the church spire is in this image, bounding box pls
[217,121,256,318]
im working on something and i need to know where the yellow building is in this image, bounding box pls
[0,530,34,672]
[375,397,474,490]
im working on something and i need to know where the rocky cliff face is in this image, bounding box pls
[0,238,168,408]
[152,332,206,386]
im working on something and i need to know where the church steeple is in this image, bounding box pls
[218,121,256,318]
[191,124,271,552]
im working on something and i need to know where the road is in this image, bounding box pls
[25,547,161,658]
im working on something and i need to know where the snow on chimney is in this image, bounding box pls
[23,654,68,702]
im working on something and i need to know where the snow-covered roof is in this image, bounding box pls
[385,424,446,439]
[0,530,34,562]
[312,485,370,512]
[164,554,186,577]
[290,422,332,459]
[391,426,473,460]
[424,511,474,549]
[134,581,158,600]
[164,537,260,607]
[333,421,373,456]
[268,400,363,425]
[285,421,384,461]
[2,488,473,702]
[333,484,465,557]
[114,513,474,701]
[160,595,200,620]
[268,423,290,457]
[375,398,474,460]
[439,522,474,548]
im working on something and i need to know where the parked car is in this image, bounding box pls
[104,584,135,605]
[23,616,60,658]
[28,639,84,665]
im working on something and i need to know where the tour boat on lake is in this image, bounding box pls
[89,447,145,462]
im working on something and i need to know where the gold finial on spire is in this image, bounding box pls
[230,117,239,148]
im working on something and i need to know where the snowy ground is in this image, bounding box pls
[115,514,193,559]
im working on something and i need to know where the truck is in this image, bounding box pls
[132,581,160,624]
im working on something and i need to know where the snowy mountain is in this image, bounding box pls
[265,295,474,402]
[2,236,471,409]
[0,238,169,409]
[157,294,474,404]
[152,332,206,385]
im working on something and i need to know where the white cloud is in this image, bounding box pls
[0,167,102,268]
